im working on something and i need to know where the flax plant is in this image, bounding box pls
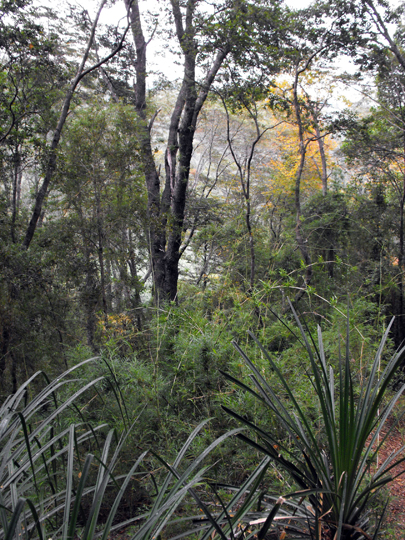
[0,358,154,540]
[0,360,250,540]
[222,304,405,539]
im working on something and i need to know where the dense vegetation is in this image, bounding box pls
[1,0,405,538]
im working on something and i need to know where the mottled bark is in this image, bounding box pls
[11,148,21,243]
[293,61,313,303]
[307,98,333,274]
[398,153,405,344]
[308,105,328,197]
[95,183,108,319]
[0,327,10,383]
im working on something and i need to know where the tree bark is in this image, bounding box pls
[0,327,10,388]
[11,147,21,243]
[397,149,405,346]
[307,100,328,196]
[94,179,108,319]
[293,62,313,303]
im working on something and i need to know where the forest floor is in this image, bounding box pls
[378,415,405,538]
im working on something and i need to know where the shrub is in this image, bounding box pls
[222,303,405,539]
[0,359,255,540]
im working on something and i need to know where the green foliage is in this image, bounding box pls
[0,359,246,540]
[1,297,404,540]
[0,243,75,395]
[4,0,405,534]
[223,303,405,539]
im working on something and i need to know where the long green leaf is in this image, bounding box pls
[99,451,149,540]
[62,425,75,540]
[4,499,25,540]
[66,454,93,540]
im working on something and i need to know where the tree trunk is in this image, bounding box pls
[11,147,21,243]
[22,0,127,249]
[83,250,98,353]
[0,327,10,389]
[94,180,108,319]
[293,63,312,303]
[125,0,229,304]
[307,100,328,196]
[397,162,405,347]
[314,124,328,196]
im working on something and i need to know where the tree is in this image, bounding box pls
[56,101,147,349]
[123,0,286,303]
[267,79,336,298]
[334,0,405,346]
[342,84,405,346]
[216,88,283,291]
[0,0,130,385]
[15,0,129,250]
[0,1,69,243]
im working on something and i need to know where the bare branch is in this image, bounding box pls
[148,109,161,131]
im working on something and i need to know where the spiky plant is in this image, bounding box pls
[0,360,254,540]
[222,305,405,539]
[0,359,150,540]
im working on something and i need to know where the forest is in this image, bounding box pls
[2,0,405,538]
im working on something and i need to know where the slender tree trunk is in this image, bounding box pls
[11,147,21,243]
[164,42,197,299]
[0,327,10,387]
[398,156,405,345]
[22,0,127,249]
[246,197,255,291]
[293,64,312,303]
[127,231,143,330]
[84,249,98,353]
[315,123,328,196]
[76,198,98,352]
[94,182,108,319]
[106,256,113,309]
[307,101,328,196]
[221,96,273,293]
[97,232,108,318]
[309,105,335,276]
[10,349,17,394]
[196,241,215,288]
[124,0,166,301]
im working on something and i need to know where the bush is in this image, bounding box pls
[223,303,405,539]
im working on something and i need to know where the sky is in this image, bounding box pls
[69,0,367,107]
[93,0,313,28]
[92,0,316,79]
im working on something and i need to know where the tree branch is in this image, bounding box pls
[22,0,128,249]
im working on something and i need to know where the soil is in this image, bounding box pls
[375,417,405,536]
